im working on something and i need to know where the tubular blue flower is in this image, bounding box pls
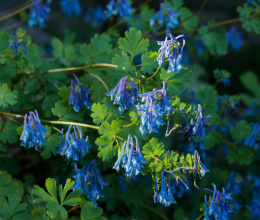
[72,161,108,207]
[150,3,180,35]
[69,74,92,112]
[204,195,210,220]
[20,110,49,152]
[107,76,138,115]
[225,171,242,195]
[136,81,173,135]
[105,0,133,20]
[215,71,231,87]
[113,135,147,178]
[156,34,185,73]
[244,123,260,148]
[194,150,210,177]
[171,178,189,198]
[28,0,51,28]
[85,6,106,27]
[205,183,234,219]
[57,125,91,161]
[8,32,27,56]
[226,26,243,52]
[60,0,81,17]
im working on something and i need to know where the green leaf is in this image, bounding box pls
[140,52,158,75]
[227,144,254,165]
[230,120,250,142]
[112,52,136,72]
[0,83,18,109]
[52,38,63,58]
[26,44,42,68]
[41,132,60,159]
[99,121,121,141]
[179,7,199,29]
[80,43,92,65]
[160,68,193,96]
[91,103,110,125]
[0,120,18,144]
[91,34,112,58]
[32,207,48,220]
[96,138,117,162]
[81,202,106,220]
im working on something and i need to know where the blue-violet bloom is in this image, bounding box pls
[60,0,82,17]
[69,74,92,112]
[105,0,133,20]
[194,150,210,177]
[20,110,49,152]
[8,32,27,56]
[57,125,91,161]
[85,6,106,27]
[245,123,260,148]
[226,26,243,52]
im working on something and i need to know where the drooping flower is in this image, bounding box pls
[69,74,92,112]
[20,110,49,152]
[204,195,210,220]
[214,70,231,87]
[154,171,177,207]
[225,171,242,195]
[226,26,243,52]
[205,183,234,220]
[8,32,27,56]
[107,76,138,115]
[171,178,189,198]
[136,81,173,135]
[57,125,91,161]
[150,3,180,35]
[194,150,210,177]
[72,161,108,207]
[105,0,133,20]
[85,6,107,27]
[156,34,185,73]
[60,0,82,17]
[244,123,260,148]
[113,135,147,178]
[28,0,51,28]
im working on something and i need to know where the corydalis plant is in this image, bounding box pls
[136,81,173,135]
[105,0,134,20]
[73,161,108,207]
[113,135,147,177]
[69,74,92,112]
[60,0,82,17]
[156,34,185,73]
[20,110,49,152]
[107,76,138,115]
[8,32,27,56]
[57,125,91,161]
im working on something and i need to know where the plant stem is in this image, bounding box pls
[140,203,169,220]
[88,72,109,92]
[164,166,194,173]
[0,112,100,130]
[196,213,205,220]
[123,122,134,128]
[146,66,160,81]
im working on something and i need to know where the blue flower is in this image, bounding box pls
[246,100,260,116]
[136,81,173,135]
[156,34,185,73]
[214,71,231,87]
[20,110,49,152]
[196,39,205,55]
[154,171,177,207]
[69,74,92,112]
[28,0,51,28]
[57,125,91,161]
[113,135,147,178]
[105,0,133,20]
[85,6,106,27]
[194,150,210,177]
[246,192,260,219]
[204,195,210,220]
[150,3,180,35]
[226,26,243,52]
[244,123,260,148]
[205,183,234,219]
[60,0,82,17]
[107,76,138,115]
[8,32,27,56]
[171,178,189,198]
[225,171,242,195]
[72,161,108,207]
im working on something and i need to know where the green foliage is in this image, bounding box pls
[31,178,81,219]
[140,52,158,75]
[81,202,107,220]
[230,120,250,143]
[0,83,18,109]
[41,130,60,159]
[91,103,110,125]
[31,207,48,220]
[227,144,254,165]
[0,120,19,146]
[179,7,199,29]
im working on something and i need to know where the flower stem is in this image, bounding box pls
[88,72,110,92]
[146,66,160,81]
[164,166,195,173]
[0,112,100,130]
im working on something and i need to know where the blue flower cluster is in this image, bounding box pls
[8,32,27,56]
[57,125,91,161]
[105,0,134,20]
[150,3,180,35]
[180,104,212,140]
[244,123,260,148]
[28,0,51,28]
[215,71,231,87]
[136,81,173,135]
[69,74,92,112]
[156,34,185,73]
[113,135,147,178]
[194,150,210,177]
[85,6,106,27]
[20,110,49,152]
[247,175,260,219]
[226,26,243,52]
[60,0,82,17]
[205,183,234,219]
[154,171,177,207]
[73,161,108,207]
[107,76,138,115]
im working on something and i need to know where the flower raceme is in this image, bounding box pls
[57,125,91,161]
[244,123,260,148]
[8,32,27,56]
[28,0,51,28]
[156,34,185,73]
[136,81,173,135]
[113,135,147,178]
[73,161,108,207]
[60,0,82,17]
[20,110,49,152]
[105,0,133,20]
[107,76,138,115]
[69,74,92,112]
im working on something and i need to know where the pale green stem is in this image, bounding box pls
[146,66,160,81]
